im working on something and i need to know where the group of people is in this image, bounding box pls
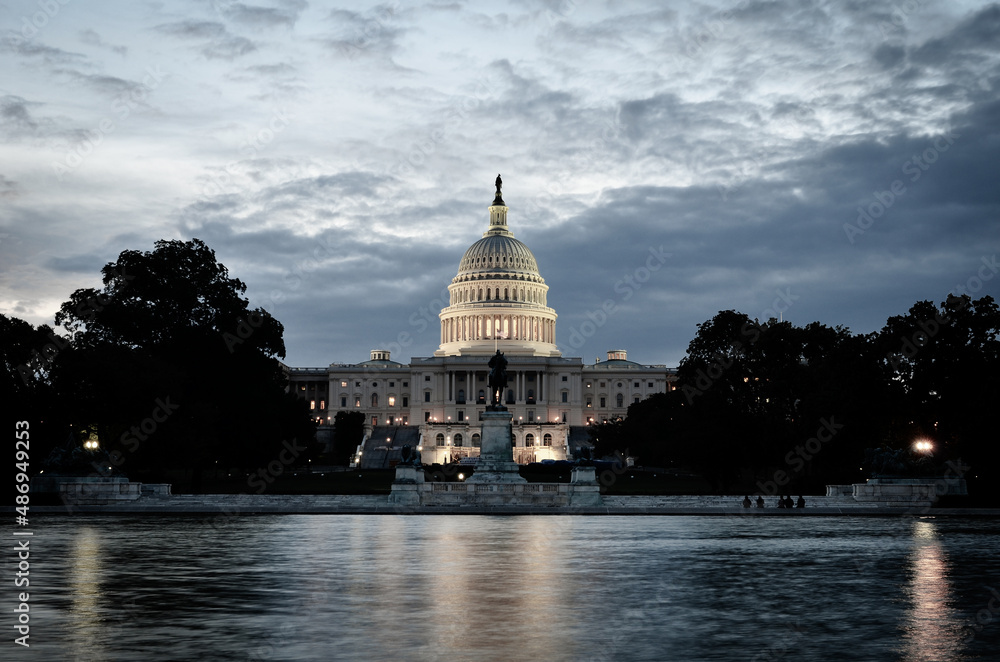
[742,495,805,508]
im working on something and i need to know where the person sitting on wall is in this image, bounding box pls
[742,495,752,508]
[756,495,765,508]
[796,495,805,508]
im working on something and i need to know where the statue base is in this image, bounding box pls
[467,410,525,483]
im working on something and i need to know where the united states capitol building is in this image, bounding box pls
[287,178,675,466]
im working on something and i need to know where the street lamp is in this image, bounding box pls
[914,439,933,453]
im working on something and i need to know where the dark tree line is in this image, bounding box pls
[590,295,1000,495]
[4,239,317,490]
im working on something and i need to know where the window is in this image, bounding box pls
[506,389,514,404]
[457,388,465,403]
[648,382,653,388]
[436,434,445,447]
[561,392,568,403]
[478,389,486,403]
[424,392,430,402]
[600,397,606,408]
[425,411,431,421]
[310,400,315,410]
[525,434,534,447]
[299,385,305,391]
[634,397,640,404]
[371,416,377,426]
[402,396,408,407]
[527,389,535,403]
[403,381,408,387]
[454,434,463,447]
[355,381,360,387]
[561,412,567,422]
[561,375,568,382]
[617,382,623,387]
[341,397,347,407]
[425,375,431,381]
[354,397,361,407]
[319,400,325,410]
[472,433,481,447]
[600,381,606,387]
[458,410,464,422]
[527,410,534,422]
[586,398,592,408]
[616,393,624,408]
[388,396,395,407]
[543,433,552,447]
[371,393,378,407]
[372,382,378,387]
[634,382,639,388]
[341,381,348,387]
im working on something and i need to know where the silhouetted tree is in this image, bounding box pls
[52,239,316,486]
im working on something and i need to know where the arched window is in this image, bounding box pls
[478,389,486,403]
[472,434,481,447]
[486,289,491,300]
[478,288,483,301]
[454,434,463,447]
[543,433,552,446]
[371,393,378,407]
[457,389,465,403]
[495,288,500,299]
[506,389,514,404]
[435,433,445,447]
[504,287,508,299]
[513,289,517,301]
[525,434,534,447]
[616,393,624,408]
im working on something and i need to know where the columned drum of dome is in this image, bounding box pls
[435,179,560,357]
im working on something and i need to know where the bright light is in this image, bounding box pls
[458,473,465,480]
[914,440,933,452]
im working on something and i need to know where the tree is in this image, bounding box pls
[877,295,1000,482]
[52,238,315,487]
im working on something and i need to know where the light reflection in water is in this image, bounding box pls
[68,526,105,660]
[899,519,964,661]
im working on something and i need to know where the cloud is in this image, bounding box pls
[214,0,308,29]
[78,29,128,56]
[154,20,258,60]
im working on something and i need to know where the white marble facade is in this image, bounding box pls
[288,184,675,464]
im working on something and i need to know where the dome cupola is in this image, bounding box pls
[435,176,560,357]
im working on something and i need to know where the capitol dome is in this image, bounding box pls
[435,176,560,357]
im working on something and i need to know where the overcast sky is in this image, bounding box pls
[2,0,998,368]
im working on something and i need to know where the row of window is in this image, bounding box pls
[452,285,545,305]
[585,394,639,408]
[339,395,410,408]
[434,433,553,447]
[340,380,409,388]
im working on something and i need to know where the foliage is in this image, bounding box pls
[592,297,999,492]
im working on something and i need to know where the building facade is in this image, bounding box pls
[288,179,675,465]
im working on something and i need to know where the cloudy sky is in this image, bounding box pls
[2,0,998,368]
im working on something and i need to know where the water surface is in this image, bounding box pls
[11,515,1000,661]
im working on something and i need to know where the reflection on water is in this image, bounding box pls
[898,520,973,662]
[68,527,103,660]
[17,515,1000,661]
